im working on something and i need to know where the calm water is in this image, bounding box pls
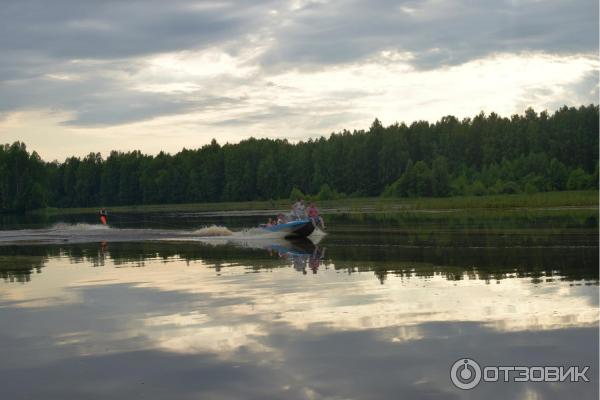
[0,211,598,399]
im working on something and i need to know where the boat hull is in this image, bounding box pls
[262,219,315,238]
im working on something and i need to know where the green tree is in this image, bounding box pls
[289,187,305,200]
[431,156,450,196]
[1,105,598,211]
[567,168,593,190]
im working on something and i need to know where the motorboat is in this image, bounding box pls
[261,219,315,238]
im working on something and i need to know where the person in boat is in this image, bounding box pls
[99,208,108,225]
[261,217,275,227]
[307,202,325,229]
[291,199,305,220]
[277,213,287,224]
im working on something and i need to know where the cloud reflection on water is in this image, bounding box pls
[0,240,597,400]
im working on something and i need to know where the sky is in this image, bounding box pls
[0,0,598,161]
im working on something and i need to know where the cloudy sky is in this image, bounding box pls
[0,0,597,161]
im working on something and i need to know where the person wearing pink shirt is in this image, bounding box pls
[306,202,325,230]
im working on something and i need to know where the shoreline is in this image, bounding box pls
[27,190,598,216]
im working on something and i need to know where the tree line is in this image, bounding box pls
[0,105,598,212]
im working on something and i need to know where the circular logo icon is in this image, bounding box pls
[450,358,482,390]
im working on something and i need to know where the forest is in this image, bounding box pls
[0,105,598,212]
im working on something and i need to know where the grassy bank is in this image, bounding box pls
[33,190,598,216]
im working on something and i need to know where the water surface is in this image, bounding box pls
[0,212,598,399]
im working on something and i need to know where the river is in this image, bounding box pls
[0,210,598,399]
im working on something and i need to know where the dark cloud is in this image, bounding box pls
[61,94,239,127]
[260,0,599,70]
[2,0,595,71]
[0,0,268,60]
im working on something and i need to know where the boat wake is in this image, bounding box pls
[0,222,323,246]
[192,225,234,237]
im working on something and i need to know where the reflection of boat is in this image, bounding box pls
[193,235,322,251]
[261,219,315,238]
[187,233,326,273]
[263,237,317,256]
[261,238,326,274]
[195,235,325,273]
